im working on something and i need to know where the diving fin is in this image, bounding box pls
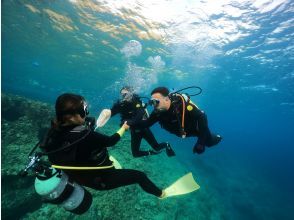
[96,109,111,128]
[206,134,222,147]
[165,143,176,157]
[161,172,200,199]
[109,155,122,169]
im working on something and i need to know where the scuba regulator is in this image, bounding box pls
[19,148,92,215]
[18,143,53,178]
[169,86,202,97]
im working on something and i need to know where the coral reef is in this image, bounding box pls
[1,93,198,220]
[2,93,54,219]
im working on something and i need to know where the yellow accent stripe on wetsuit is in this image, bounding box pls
[116,127,126,137]
[51,164,114,170]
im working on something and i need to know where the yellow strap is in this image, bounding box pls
[51,164,114,170]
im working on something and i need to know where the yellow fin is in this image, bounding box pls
[109,155,122,169]
[162,172,200,198]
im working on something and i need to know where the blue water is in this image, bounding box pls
[2,0,294,219]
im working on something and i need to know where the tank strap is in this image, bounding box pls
[51,164,114,170]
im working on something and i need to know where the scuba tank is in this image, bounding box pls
[34,168,92,214]
[19,128,94,215]
[19,118,111,214]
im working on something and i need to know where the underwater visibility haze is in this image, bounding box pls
[2,0,294,219]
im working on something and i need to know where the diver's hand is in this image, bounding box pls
[126,120,133,126]
[122,121,130,130]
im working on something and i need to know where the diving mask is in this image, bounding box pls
[148,98,160,107]
[121,91,133,102]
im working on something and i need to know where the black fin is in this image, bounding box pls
[166,143,176,157]
[206,134,222,147]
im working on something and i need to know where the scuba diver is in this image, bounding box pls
[127,86,222,154]
[18,93,200,214]
[96,86,175,157]
[39,93,166,197]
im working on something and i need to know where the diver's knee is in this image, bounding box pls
[132,170,147,182]
[193,144,205,154]
[137,171,147,179]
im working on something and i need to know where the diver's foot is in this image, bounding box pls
[193,144,205,154]
[157,142,169,151]
[215,134,222,144]
[207,134,222,147]
[165,143,176,157]
[159,190,167,199]
[149,150,161,155]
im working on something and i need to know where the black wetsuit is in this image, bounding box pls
[111,95,165,157]
[129,94,221,153]
[42,124,162,197]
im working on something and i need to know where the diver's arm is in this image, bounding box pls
[91,131,121,147]
[128,111,158,128]
[91,122,129,147]
[110,101,120,117]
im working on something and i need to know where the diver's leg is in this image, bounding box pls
[142,128,164,151]
[193,139,205,154]
[199,114,222,147]
[97,169,162,197]
[142,128,174,156]
[131,129,150,157]
[193,113,221,154]
[193,113,210,154]
[206,133,222,147]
